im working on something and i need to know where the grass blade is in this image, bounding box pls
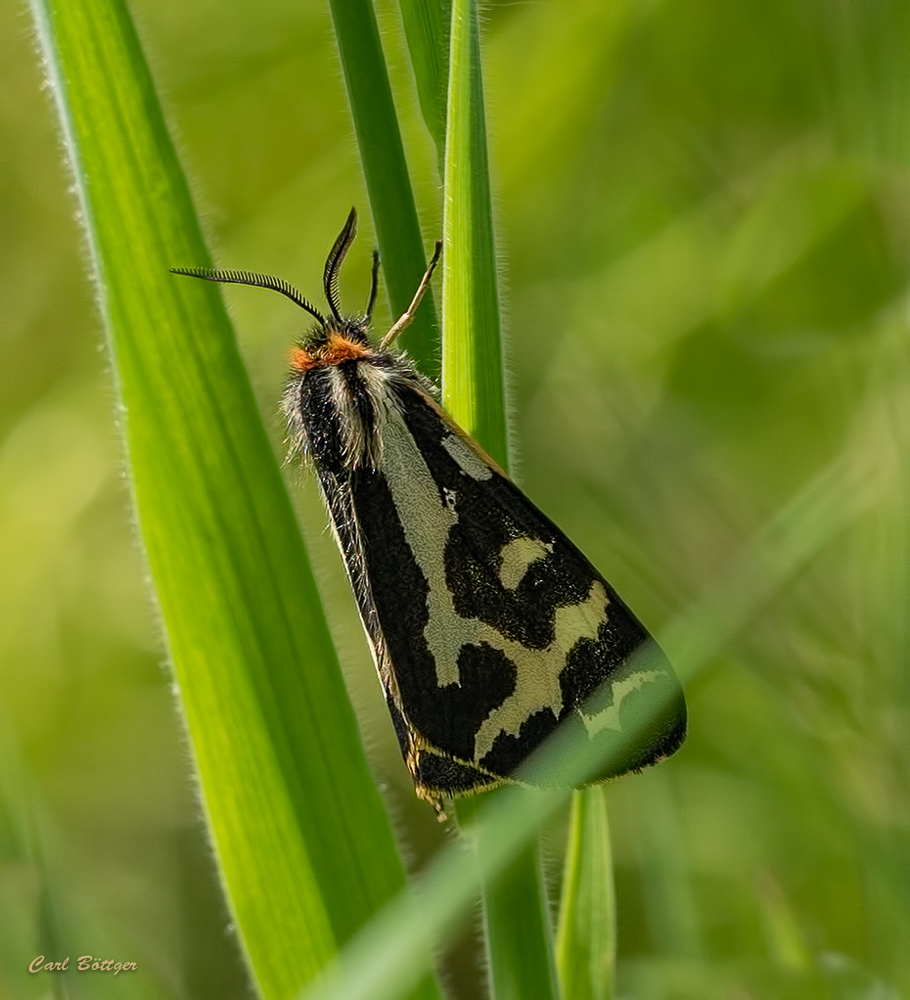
[440,1,556,996]
[30,0,437,996]
[556,789,616,1000]
[481,840,560,1000]
[442,0,508,469]
[397,0,451,153]
[327,0,439,378]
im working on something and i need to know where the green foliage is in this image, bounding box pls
[437,2,559,995]
[5,0,910,998]
[397,0,450,154]
[327,0,440,379]
[557,790,616,1000]
[28,0,439,997]
[441,0,508,470]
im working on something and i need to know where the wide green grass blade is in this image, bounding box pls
[556,789,616,1000]
[327,0,439,379]
[397,0,451,153]
[30,0,438,997]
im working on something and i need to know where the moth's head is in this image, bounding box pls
[288,325,372,373]
[171,206,439,372]
[170,206,379,365]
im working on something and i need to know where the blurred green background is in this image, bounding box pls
[3,0,910,997]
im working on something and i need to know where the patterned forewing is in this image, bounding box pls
[350,387,686,784]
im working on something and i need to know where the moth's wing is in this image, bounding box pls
[348,387,686,801]
[317,464,503,806]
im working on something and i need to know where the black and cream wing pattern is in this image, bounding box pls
[334,385,686,805]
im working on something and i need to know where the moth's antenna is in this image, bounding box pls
[363,250,380,325]
[380,240,442,349]
[170,267,327,326]
[323,207,358,322]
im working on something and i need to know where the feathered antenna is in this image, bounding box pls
[323,207,358,322]
[170,266,327,326]
[363,250,380,325]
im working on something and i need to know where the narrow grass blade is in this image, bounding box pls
[442,0,508,469]
[440,1,556,996]
[397,0,451,153]
[481,841,560,1000]
[29,0,438,997]
[556,789,616,1000]
[453,794,560,1000]
[327,0,439,379]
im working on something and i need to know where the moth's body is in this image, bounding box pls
[282,311,685,808]
[174,209,686,812]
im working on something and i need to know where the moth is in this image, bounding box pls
[173,209,686,813]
